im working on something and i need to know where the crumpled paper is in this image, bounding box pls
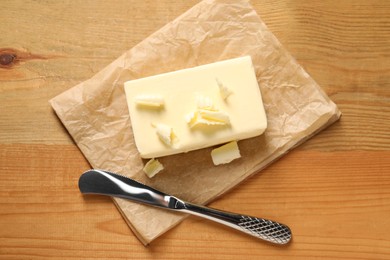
[50,0,341,245]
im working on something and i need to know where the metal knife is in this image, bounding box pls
[78,169,292,245]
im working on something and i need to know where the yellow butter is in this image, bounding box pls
[216,78,233,100]
[211,141,241,165]
[143,158,164,178]
[153,123,179,147]
[196,95,215,110]
[124,56,267,158]
[198,109,230,124]
[186,95,230,127]
[134,94,164,108]
[186,109,230,128]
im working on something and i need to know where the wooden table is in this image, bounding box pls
[1,1,389,259]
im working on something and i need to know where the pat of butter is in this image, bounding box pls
[143,158,164,178]
[211,141,241,165]
[124,56,267,158]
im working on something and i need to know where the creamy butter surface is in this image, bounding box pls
[211,141,241,165]
[124,56,267,158]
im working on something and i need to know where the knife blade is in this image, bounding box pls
[79,169,292,245]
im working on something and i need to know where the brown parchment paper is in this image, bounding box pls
[50,0,341,245]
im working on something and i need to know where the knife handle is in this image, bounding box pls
[179,202,291,245]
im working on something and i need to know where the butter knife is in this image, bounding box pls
[79,169,292,245]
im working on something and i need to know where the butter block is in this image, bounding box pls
[124,56,267,158]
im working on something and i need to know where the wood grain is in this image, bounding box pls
[1,0,389,259]
[1,145,389,259]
